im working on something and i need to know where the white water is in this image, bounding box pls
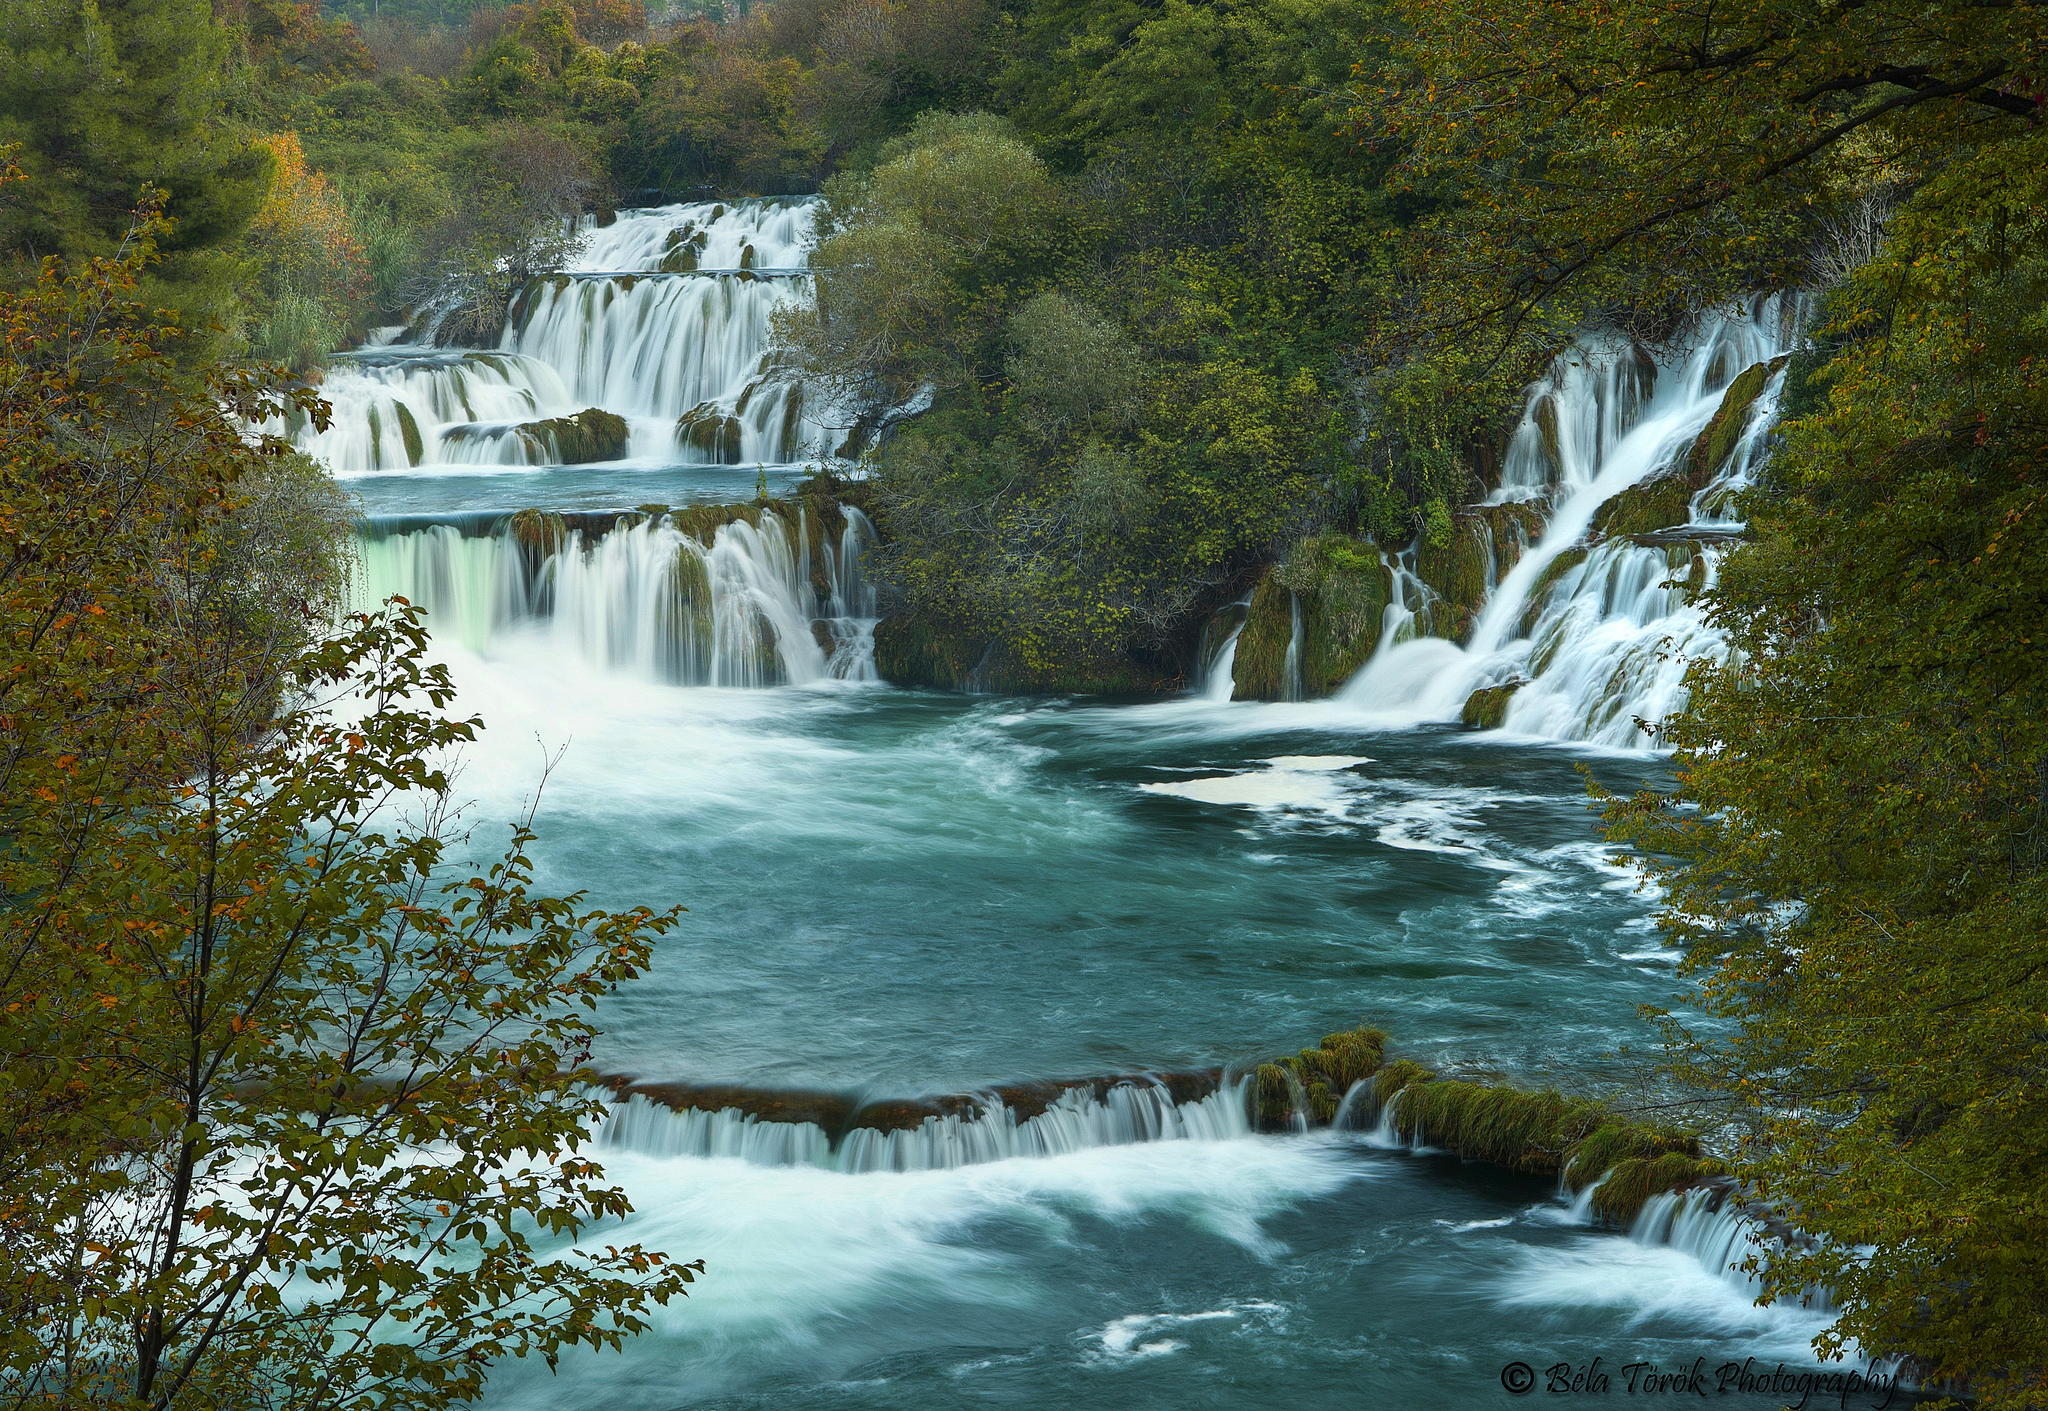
[1335,301,1796,747]
[352,507,877,686]
[296,199,826,476]
[599,1077,1255,1174]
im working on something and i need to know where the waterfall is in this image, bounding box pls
[1339,299,1798,746]
[595,1076,1255,1173]
[1630,1188,1837,1313]
[1196,598,1251,701]
[352,506,878,686]
[297,197,826,476]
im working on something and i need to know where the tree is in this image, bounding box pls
[1352,0,2048,356]
[247,132,370,370]
[2,183,698,1410]
[1600,98,2048,1411]
[0,0,271,354]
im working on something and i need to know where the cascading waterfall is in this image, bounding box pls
[596,1076,1255,1174]
[352,506,878,686]
[296,197,826,476]
[1338,299,1799,746]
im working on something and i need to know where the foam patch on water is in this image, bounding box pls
[1496,1237,1833,1352]
[1137,755,1366,814]
[1085,1301,1286,1364]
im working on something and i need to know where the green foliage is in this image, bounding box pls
[0,0,272,356]
[1355,0,2044,356]
[1602,134,2048,1403]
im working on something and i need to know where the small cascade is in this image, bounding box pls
[1281,593,1305,702]
[594,1076,1255,1173]
[1632,1189,1772,1298]
[1339,299,1799,745]
[1330,1079,1375,1131]
[352,505,878,686]
[1196,599,1251,702]
[298,197,827,476]
[1358,1088,1426,1151]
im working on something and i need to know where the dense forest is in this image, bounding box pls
[2,0,2044,1407]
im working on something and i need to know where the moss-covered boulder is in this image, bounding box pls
[1687,356,1784,482]
[1590,471,1696,538]
[1591,356,1790,540]
[1518,548,1589,635]
[516,407,629,465]
[1460,679,1524,729]
[1367,1058,1722,1223]
[506,508,568,557]
[1232,534,1394,699]
[677,403,744,464]
[1249,1026,1389,1131]
[1412,506,1540,642]
[659,223,707,272]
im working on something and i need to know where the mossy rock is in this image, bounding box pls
[506,508,568,556]
[1531,392,1561,469]
[1686,358,1780,482]
[1249,1025,1388,1129]
[393,403,424,466]
[677,403,745,464]
[1414,512,1499,642]
[1519,548,1589,634]
[1591,472,1694,538]
[669,501,764,545]
[1589,1153,1729,1224]
[1460,680,1524,729]
[872,616,987,691]
[659,225,706,272]
[1232,535,1394,699]
[519,408,629,465]
[1231,573,1299,700]
[873,616,1165,693]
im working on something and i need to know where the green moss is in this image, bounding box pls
[873,616,987,690]
[1253,1063,1294,1130]
[1358,1057,1711,1217]
[1590,1153,1728,1224]
[1414,512,1496,641]
[1461,680,1524,729]
[394,402,424,466]
[1250,1025,1389,1128]
[1519,548,1588,635]
[1230,572,1296,700]
[659,225,706,272]
[669,501,764,544]
[677,403,745,464]
[1233,535,1394,699]
[1532,392,1561,468]
[1591,472,1694,538]
[518,408,629,465]
[1689,359,1772,481]
[506,508,567,556]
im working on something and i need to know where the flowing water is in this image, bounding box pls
[311,207,1903,1409]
